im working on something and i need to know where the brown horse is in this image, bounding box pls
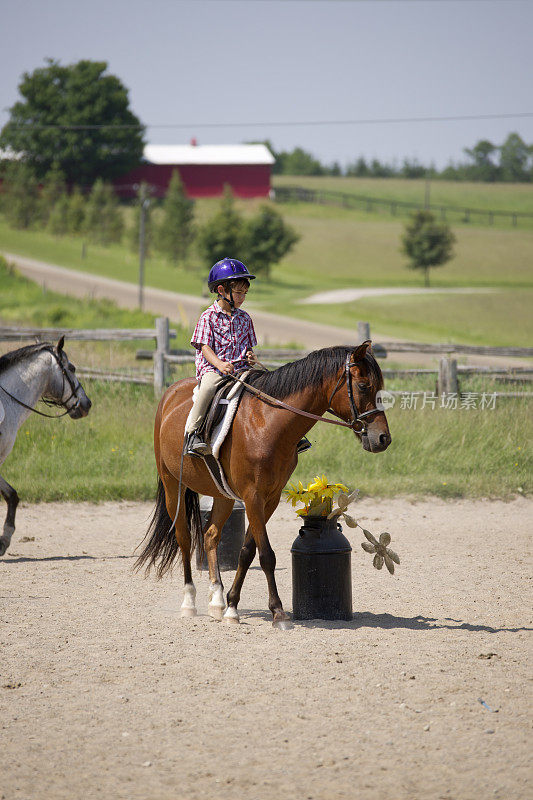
[135,341,391,628]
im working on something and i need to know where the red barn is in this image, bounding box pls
[115,143,275,199]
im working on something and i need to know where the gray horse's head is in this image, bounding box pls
[46,337,92,418]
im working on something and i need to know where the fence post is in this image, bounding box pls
[438,357,458,396]
[357,321,371,344]
[154,316,170,395]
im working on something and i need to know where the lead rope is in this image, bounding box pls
[168,438,187,534]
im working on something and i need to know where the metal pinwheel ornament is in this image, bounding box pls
[327,490,401,576]
[361,530,400,575]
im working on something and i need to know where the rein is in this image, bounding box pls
[0,347,80,419]
[230,354,381,435]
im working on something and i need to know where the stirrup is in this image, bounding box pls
[184,432,211,458]
[296,436,312,454]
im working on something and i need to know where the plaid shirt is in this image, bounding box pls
[191,301,257,379]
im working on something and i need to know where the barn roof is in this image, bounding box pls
[143,144,275,166]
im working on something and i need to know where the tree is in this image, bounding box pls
[241,205,299,279]
[156,171,194,264]
[463,139,499,182]
[84,179,124,245]
[48,193,70,236]
[2,161,39,229]
[346,157,370,177]
[0,58,145,185]
[498,133,531,182]
[196,185,243,270]
[67,187,86,234]
[39,163,67,226]
[274,146,325,175]
[401,210,455,287]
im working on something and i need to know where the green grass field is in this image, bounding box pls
[3,380,530,502]
[273,174,533,217]
[1,174,532,346]
[1,260,530,501]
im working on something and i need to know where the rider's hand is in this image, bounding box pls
[219,361,234,375]
[246,350,257,366]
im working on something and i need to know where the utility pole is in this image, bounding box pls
[424,168,431,210]
[137,183,150,310]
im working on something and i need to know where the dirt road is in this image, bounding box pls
[2,252,369,349]
[5,252,530,371]
[1,496,530,800]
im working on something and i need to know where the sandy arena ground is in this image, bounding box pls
[1,496,531,800]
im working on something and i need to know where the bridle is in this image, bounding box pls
[232,353,382,436]
[325,353,382,435]
[0,346,81,419]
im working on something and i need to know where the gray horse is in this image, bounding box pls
[0,337,91,555]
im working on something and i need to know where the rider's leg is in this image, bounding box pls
[184,371,227,456]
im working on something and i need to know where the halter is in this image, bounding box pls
[231,353,382,435]
[0,345,81,419]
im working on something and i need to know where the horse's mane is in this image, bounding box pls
[0,342,53,377]
[246,345,383,400]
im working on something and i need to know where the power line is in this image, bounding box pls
[6,111,533,131]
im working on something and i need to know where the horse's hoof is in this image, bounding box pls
[273,619,294,630]
[180,607,198,618]
[0,542,7,558]
[223,607,240,625]
[208,604,225,621]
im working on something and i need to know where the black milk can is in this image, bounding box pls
[291,515,353,621]
[196,498,246,571]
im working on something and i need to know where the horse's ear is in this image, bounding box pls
[57,336,65,353]
[352,340,372,361]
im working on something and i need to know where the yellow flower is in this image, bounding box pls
[286,475,351,517]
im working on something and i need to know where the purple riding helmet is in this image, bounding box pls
[207,258,256,292]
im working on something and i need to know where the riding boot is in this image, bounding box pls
[296,436,312,454]
[184,432,212,457]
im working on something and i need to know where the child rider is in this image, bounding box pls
[185,257,259,457]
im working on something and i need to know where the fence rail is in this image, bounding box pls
[2,319,531,398]
[0,319,176,393]
[274,185,533,227]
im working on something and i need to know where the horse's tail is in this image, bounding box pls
[134,479,204,579]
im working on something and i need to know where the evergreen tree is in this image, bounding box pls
[2,161,39,229]
[39,163,67,227]
[67,187,86,234]
[48,193,70,235]
[346,157,370,177]
[156,171,194,264]
[196,185,243,270]
[84,179,124,245]
[401,211,455,287]
[241,205,299,279]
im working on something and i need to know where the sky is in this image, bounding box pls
[2,0,532,170]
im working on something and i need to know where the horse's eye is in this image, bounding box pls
[69,363,76,373]
[357,383,369,392]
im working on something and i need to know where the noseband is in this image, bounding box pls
[326,354,382,435]
[0,346,80,419]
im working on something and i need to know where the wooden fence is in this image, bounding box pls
[139,319,533,399]
[274,185,533,228]
[2,318,532,399]
[0,318,176,393]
